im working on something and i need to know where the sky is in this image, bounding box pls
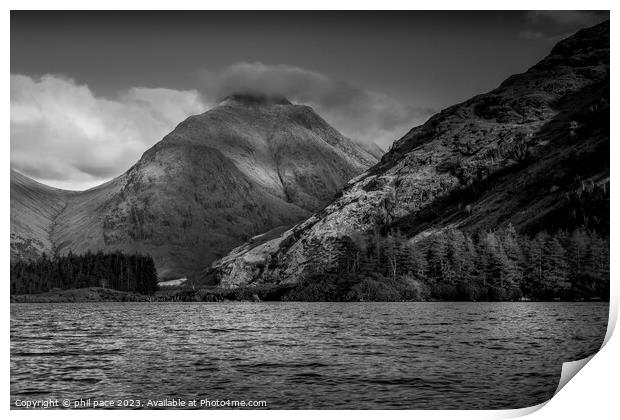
[11,10,609,190]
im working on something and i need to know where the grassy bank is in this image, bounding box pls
[10,284,295,303]
[10,287,152,303]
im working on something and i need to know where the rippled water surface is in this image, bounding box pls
[11,302,608,409]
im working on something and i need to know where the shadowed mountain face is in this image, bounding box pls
[10,96,378,279]
[214,20,610,288]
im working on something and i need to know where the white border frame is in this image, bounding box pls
[3,2,617,419]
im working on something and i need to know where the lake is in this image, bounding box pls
[10,302,608,409]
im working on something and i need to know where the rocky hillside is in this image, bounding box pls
[213,20,610,288]
[11,95,378,279]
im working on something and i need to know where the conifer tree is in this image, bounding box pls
[542,236,569,297]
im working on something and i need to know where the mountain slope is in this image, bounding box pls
[213,20,610,288]
[10,170,72,261]
[161,94,377,211]
[11,95,378,279]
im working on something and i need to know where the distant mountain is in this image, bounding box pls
[213,20,610,288]
[360,142,385,160]
[10,94,378,278]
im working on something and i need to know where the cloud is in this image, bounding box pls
[526,11,607,27]
[11,74,208,190]
[520,11,609,41]
[200,62,434,150]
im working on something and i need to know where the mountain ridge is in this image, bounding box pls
[213,20,610,288]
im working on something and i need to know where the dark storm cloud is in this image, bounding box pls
[201,62,434,149]
[519,11,609,41]
[526,10,608,26]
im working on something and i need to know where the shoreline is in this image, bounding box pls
[10,287,607,304]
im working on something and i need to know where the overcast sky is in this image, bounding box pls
[11,10,609,190]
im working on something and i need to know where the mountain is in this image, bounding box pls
[11,94,379,279]
[11,171,72,261]
[360,142,385,160]
[213,20,610,288]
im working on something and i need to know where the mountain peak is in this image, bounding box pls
[220,92,292,106]
[10,87,379,278]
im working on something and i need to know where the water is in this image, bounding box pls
[11,302,608,409]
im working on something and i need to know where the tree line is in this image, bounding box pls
[285,226,609,301]
[10,251,159,295]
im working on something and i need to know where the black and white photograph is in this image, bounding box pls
[8,7,613,412]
